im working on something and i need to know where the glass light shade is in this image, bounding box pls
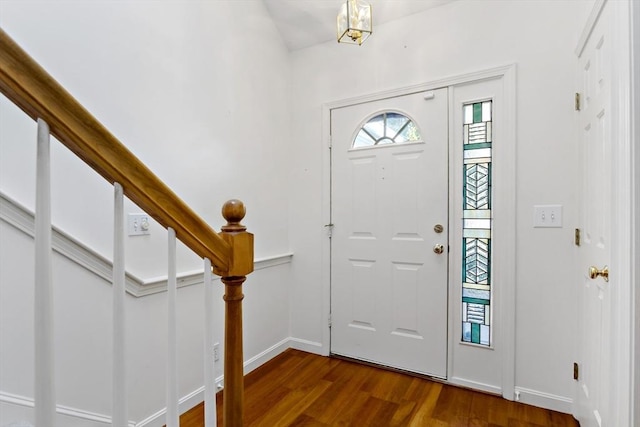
[337,0,372,45]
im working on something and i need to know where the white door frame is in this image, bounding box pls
[320,64,516,399]
[575,0,635,425]
[631,1,639,425]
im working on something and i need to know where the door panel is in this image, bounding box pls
[577,2,611,426]
[330,88,448,377]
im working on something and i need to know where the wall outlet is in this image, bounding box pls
[533,205,562,228]
[214,342,220,362]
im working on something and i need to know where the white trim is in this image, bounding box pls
[134,386,206,427]
[514,387,573,414]
[243,337,291,376]
[135,338,290,427]
[0,191,293,297]
[448,377,502,396]
[609,1,635,426]
[324,64,518,111]
[499,63,517,402]
[575,0,607,57]
[289,337,324,355]
[0,391,136,427]
[320,103,332,358]
[322,64,517,399]
[632,1,640,425]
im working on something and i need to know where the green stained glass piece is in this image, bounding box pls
[462,297,490,305]
[463,142,492,150]
[471,323,480,343]
[473,103,482,123]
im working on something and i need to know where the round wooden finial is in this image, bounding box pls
[221,199,246,232]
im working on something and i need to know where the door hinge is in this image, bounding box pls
[575,228,581,246]
[328,314,332,329]
[324,223,334,237]
[575,93,581,111]
[573,362,579,380]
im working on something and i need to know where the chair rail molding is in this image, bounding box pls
[0,191,293,298]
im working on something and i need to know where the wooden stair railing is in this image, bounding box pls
[0,28,253,426]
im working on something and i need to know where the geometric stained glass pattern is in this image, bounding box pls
[462,101,492,346]
[465,163,491,210]
[353,112,421,148]
[464,238,490,284]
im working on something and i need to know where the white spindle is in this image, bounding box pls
[35,118,56,426]
[204,258,217,427]
[166,228,179,427]
[112,183,127,426]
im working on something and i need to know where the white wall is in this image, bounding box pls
[0,217,291,426]
[288,0,586,410]
[0,0,291,278]
[0,0,292,425]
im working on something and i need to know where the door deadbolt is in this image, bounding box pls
[434,224,444,233]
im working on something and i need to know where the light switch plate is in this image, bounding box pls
[533,205,562,228]
[128,213,151,236]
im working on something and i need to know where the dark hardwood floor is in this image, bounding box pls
[179,349,579,427]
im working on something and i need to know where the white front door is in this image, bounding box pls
[576,2,612,426]
[330,88,448,377]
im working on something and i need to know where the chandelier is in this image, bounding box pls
[337,0,372,45]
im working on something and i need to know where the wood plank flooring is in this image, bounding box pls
[179,349,579,427]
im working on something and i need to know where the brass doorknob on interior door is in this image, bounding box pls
[589,265,609,282]
[433,244,444,254]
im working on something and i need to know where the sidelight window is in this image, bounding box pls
[461,101,493,346]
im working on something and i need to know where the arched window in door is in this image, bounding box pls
[353,112,421,148]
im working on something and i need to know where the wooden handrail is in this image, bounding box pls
[0,28,232,272]
[1,28,254,426]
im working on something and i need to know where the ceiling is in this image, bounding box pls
[263,0,455,51]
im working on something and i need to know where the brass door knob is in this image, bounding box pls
[433,244,444,254]
[588,265,609,282]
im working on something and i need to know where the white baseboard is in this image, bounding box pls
[243,338,291,375]
[0,391,136,427]
[134,386,205,427]
[514,386,573,414]
[135,337,291,427]
[448,376,502,395]
[288,337,324,355]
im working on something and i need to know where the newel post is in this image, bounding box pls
[214,200,254,427]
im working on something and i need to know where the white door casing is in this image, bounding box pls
[330,88,448,377]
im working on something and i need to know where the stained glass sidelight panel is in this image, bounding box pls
[462,101,492,346]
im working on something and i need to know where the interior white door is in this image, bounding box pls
[576,2,612,426]
[330,88,448,377]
